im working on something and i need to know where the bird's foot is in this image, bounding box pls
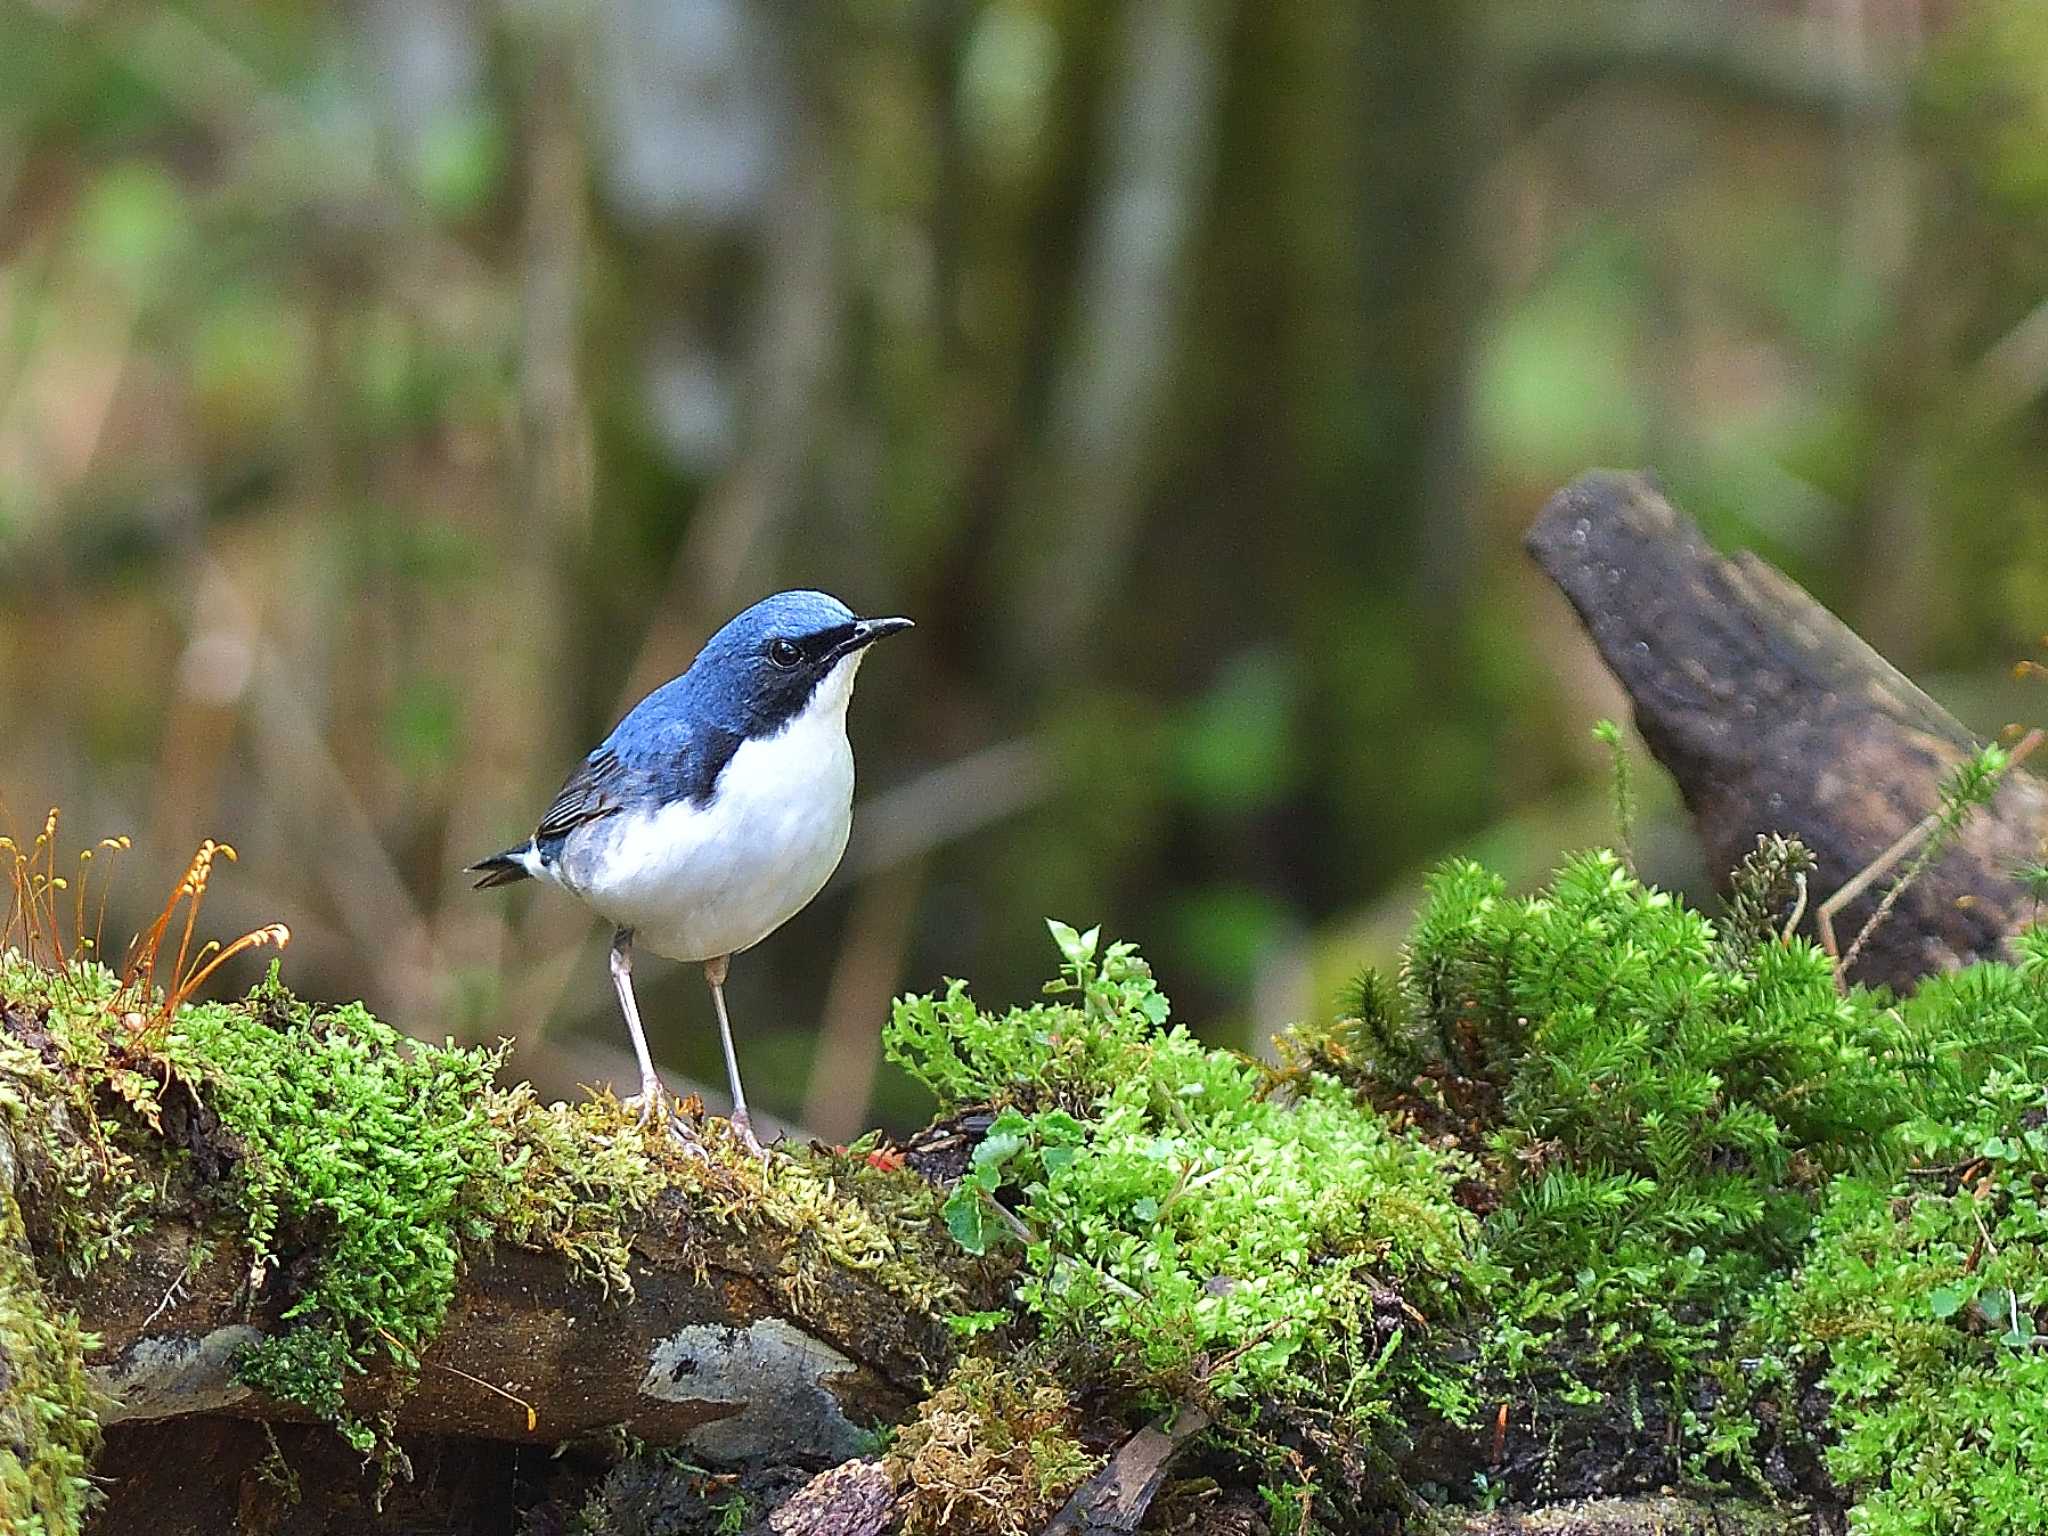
[664,1115,712,1163]
[624,1081,705,1158]
[627,1086,713,1163]
[728,1109,771,1163]
[622,1078,668,1128]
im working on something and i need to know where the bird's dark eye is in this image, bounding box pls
[768,638,803,669]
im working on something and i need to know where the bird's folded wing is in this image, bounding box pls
[534,746,632,841]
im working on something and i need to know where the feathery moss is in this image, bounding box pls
[1745,929,2048,1535]
[890,1358,1098,1536]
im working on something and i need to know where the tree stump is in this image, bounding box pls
[1527,469,2048,993]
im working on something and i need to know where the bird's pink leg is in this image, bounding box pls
[705,955,768,1158]
[610,929,668,1125]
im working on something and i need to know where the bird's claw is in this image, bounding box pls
[665,1117,712,1163]
[625,1087,712,1162]
[728,1109,772,1164]
[621,1086,765,1165]
[623,1081,667,1128]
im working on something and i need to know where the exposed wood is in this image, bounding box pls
[1041,1405,1211,1536]
[1527,469,2048,993]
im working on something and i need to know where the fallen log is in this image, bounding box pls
[1527,469,2048,993]
[69,1192,946,1457]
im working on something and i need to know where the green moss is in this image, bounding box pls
[0,954,154,1277]
[1341,854,2048,1525]
[1746,930,2048,1535]
[0,956,148,1536]
[884,920,1171,1116]
[888,922,1484,1517]
[124,965,703,1450]
[745,1148,967,1319]
[885,869,2048,1527]
[2,950,963,1469]
[1343,848,1919,1389]
[0,1186,102,1536]
[153,986,517,1446]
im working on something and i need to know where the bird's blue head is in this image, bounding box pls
[682,590,914,739]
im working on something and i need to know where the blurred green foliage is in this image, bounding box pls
[0,0,2045,1134]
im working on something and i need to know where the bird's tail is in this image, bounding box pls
[468,844,536,889]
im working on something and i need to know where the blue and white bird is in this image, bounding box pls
[469,591,913,1154]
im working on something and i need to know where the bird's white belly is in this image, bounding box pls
[565,719,855,962]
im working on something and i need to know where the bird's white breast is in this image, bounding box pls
[561,659,861,963]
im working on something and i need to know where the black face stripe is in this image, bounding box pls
[801,622,862,665]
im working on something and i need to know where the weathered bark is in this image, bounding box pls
[1528,469,2048,993]
[69,1190,948,1460]
[767,1459,899,1536]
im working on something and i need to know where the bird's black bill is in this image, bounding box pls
[468,847,534,888]
[829,615,914,663]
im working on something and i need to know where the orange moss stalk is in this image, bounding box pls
[0,807,71,966]
[117,839,289,1044]
[1,808,289,1038]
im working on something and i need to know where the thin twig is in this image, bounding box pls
[991,1196,1145,1304]
[1779,869,1809,944]
[1816,811,1939,965]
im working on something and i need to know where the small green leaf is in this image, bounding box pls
[1036,1109,1086,1143]
[1047,919,1097,967]
[972,1130,1027,1173]
[943,1185,994,1256]
[1928,1285,1967,1320]
[943,1309,1010,1338]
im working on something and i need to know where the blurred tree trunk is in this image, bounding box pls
[1015,0,1232,670]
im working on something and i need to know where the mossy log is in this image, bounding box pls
[24,1095,1827,1536]
[1528,469,2048,993]
[12,1074,1826,1534]
[70,1192,945,1456]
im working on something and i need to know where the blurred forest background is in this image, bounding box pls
[3,0,2046,1137]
